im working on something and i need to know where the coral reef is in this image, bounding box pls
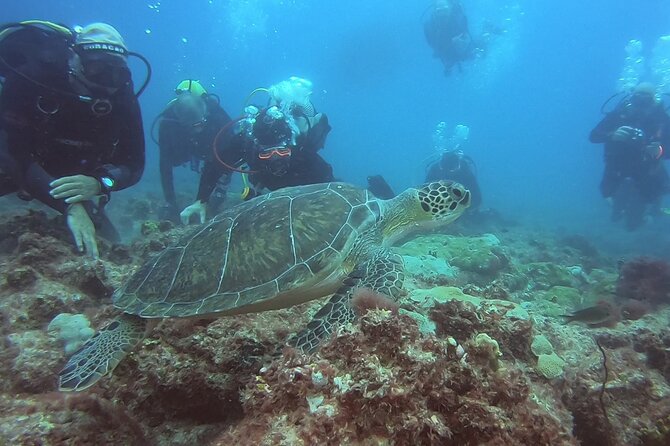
[616,257,670,305]
[350,287,400,316]
[48,313,95,354]
[472,332,503,371]
[531,334,555,356]
[397,234,509,283]
[0,392,153,446]
[523,262,575,290]
[536,352,566,379]
[633,328,670,383]
[1,208,670,445]
[214,309,574,445]
[561,234,599,259]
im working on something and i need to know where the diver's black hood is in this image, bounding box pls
[252,108,293,146]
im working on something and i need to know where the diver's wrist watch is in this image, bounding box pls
[99,176,115,194]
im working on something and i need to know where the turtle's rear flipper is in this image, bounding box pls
[58,314,148,392]
[288,251,404,353]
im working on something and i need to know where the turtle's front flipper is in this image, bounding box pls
[58,314,148,392]
[289,251,404,353]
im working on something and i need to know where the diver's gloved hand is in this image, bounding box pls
[66,203,99,259]
[180,200,207,225]
[50,175,101,204]
[611,126,644,142]
[158,203,181,223]
[643,142,664,161]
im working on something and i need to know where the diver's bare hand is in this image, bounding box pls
[180,200,207,225]
[66,203,99,259]
[611,126,643,142]
[50,175,101,204]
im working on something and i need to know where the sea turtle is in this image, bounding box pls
[58,181,470,391]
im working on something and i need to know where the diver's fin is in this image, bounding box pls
[367,174,396,199]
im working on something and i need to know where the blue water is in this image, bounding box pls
[5,0,670,252]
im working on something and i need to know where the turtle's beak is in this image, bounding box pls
[461,190,471,208]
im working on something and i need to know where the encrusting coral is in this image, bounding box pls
[213,308,575,445]
[536,353,566,380]
[616,257,670,305]
[2,209,670,445]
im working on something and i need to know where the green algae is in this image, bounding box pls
[522,262,574,289]
[541,286,585,307]
[397,234,505,274]
[399,309,437,335]
[408,286,482,309]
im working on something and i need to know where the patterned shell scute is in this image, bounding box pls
[114,183,379,317]
[115,216,236,316]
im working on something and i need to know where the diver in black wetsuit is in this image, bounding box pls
[0,21,146,257]
[180,104,334,224]
[590,82,670,230]
[424,0,476,74]
[157,80,232,223]
[425,150,482,209]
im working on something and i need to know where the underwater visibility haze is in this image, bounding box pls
[2,0,670,445]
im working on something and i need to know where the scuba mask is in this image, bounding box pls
[621,92,658,122]
[258,145,292,159]
[174,94,207,129]
[257,144,292,176]
[78,51,131,91]
[246,105,297,176]
[629,91,656,109]
[441,150,464,172]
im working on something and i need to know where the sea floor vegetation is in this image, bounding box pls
[1,202,670,445]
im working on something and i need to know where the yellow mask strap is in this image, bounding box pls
[0,20,73,42]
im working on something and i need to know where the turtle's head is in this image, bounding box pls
[381,181,470,242]
[417,181,471,224]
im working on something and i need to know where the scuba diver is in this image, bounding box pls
[156,79,232,223]
[424,0,477,75]
[426,149,482,209]
[0,21,149,258]
[367,123,482,206]
[179,77,333,224]
[590,82,670,230]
